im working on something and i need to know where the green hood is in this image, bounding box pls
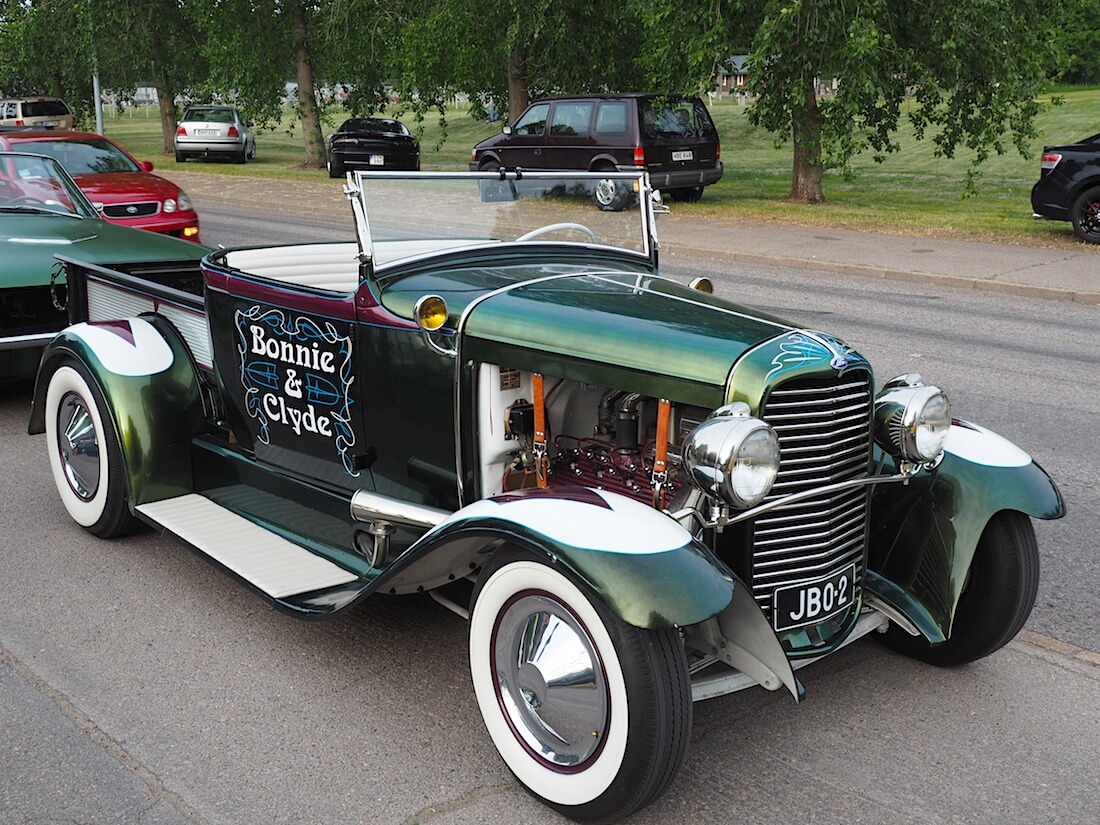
[1,213,206,288]
[462,269,795,407]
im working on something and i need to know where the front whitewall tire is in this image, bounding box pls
[470,560,629,806]
[469,549,692,821]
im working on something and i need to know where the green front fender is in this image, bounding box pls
[868,420,1065,641]
[381,488,735,630]
[28,316,206,507]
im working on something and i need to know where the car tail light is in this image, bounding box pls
[633,146,645,166]
[1040,152,1061,172]
[15,119,24,126]
[227,126,240,138]
[716,141,721,160]
[176,126,186,136]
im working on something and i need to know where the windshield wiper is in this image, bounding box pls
[0,205,83,218]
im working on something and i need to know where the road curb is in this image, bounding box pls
[1017,630,1100,668]
[663,246,1100,307]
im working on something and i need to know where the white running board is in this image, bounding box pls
[137,494,358,599]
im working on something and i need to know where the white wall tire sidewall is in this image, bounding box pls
[45,366,109,528]
[470,560,629,807]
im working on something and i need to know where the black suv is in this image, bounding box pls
[470,94,723,202]
[1030,131,1100,244]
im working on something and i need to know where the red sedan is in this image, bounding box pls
[0,130,200,242]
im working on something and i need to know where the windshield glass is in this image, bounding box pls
[0,151,98,216]
[351,171,653,270]
[21,138,140,174]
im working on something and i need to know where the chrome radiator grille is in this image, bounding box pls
[752,373,873,616]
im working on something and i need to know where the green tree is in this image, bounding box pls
[641,0,1065,203]
[186,0,327,167]
[394,0,643,123]
[94,0,207,153]
[1056,0,1100,84]
[0,0,95,115]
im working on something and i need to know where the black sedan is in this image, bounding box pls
[327,118,420,177]
[1030,131,1100,244]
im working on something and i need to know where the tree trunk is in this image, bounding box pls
[291,2,326,169]
[790,82,825,203]
[157,89,177,155]
[507,46,528,121]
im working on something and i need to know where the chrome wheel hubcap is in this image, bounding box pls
[57,391,99,500]
[493,592,608,768]
[595,179,616,205]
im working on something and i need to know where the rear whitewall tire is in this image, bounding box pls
[44,363,139,538]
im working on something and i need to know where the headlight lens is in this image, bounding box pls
[163,198,177,213]
[177,190,192,211]
[874,375,951,463]
[682,403,780,509]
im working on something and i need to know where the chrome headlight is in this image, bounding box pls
[177,190,192,211]
[874,374,951,463]
[163,198,177,213]
[682,402,780,509]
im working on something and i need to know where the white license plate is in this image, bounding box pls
[672,150,693,162]
[195,129,217,136]
[772,564,856,631]
[369,154,385,165]
[40,120,58,127]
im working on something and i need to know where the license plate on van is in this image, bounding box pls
[370,154,384,165]
[672,150,693,162]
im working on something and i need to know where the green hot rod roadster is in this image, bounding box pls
[29,170,1063,822]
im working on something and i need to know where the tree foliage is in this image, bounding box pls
[394,0,643,124]
[0,0,96,113]
[641,0,1066,203]
[0,0,1083,196]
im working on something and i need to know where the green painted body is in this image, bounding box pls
[29,317,207,507]
[868,447,1064,638]
[28,234,1064,643]
[1,212,204,289]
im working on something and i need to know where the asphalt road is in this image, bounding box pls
[2,203,1098,825]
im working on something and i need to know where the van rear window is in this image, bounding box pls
[640,99,715,140]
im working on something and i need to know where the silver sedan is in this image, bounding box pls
[174,105,256,164]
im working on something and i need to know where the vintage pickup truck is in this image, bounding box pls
[29,170,1063,822]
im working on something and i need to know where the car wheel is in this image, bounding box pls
[327,155,345,178]
[1070,186,1100,244]
[669,186,704,203]
[234,148,248,164]
[44,362,140,539]
[469,547,691,822]
[593,176,632,212]
[174,150,186,163]
[880,511,1039,666]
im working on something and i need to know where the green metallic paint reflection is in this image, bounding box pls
[868,449,1064,639]
[724,330,873,411]
[863,570,946,644]
[393,516,735,629]
[31,318,205,506]
[1,214,206,289]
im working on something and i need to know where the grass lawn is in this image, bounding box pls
[98,89,1100,246]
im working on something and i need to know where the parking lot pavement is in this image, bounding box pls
[164,169,1100,307]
